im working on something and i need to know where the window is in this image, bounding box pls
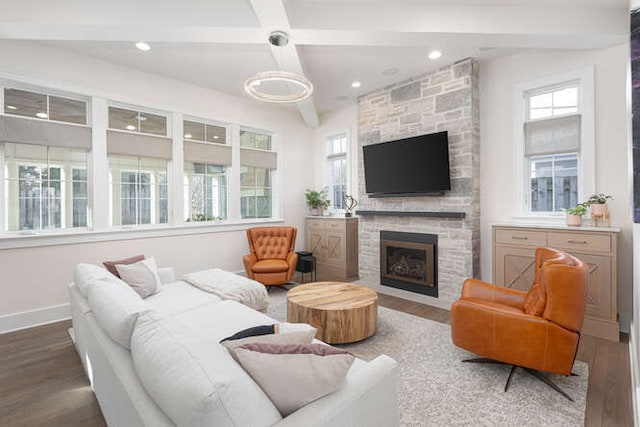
[3,143,88,231]
[240,130,272,150]
[184,162,227,221]
[4,87,87,125]
[326,133,348,209]
[240,166,272,219]
[515,67,594,217]
[109,156,168,226]
[108,106,167,136]
[183,119,226,144]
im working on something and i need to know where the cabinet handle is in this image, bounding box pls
[567,240,587,244]
[511,236,528,240]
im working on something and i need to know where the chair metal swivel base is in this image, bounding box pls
[462,357,577,402]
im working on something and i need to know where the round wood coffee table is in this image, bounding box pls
[287,282,378,344]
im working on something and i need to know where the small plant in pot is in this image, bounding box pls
[305,188,330,216]
[563,203,588,227]
[584,193,612,226]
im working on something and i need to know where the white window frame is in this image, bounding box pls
[512,66,595,219]
[324,132,349,211]
[107,101,171,137]
[183,116,229,145]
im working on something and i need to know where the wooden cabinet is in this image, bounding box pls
[493,225,619,342]
[306,217,359,281]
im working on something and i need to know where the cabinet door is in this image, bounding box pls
[570,252,612,319]
[494,245,536,292]
[307,230,325,263]
[324,231,346,267]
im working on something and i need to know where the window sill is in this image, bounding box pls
[0,218,284,250]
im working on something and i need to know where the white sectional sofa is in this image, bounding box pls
[69,263,399,427]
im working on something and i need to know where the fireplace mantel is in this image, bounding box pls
[356,210,465,219]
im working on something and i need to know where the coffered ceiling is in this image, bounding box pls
[0,0,629,127]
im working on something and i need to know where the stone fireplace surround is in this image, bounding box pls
[356,58,480,309]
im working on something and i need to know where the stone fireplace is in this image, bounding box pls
[357,58,480,308]
[380,230,438,297]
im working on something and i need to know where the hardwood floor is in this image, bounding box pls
[0,295,633,426]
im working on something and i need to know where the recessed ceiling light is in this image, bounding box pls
[184,133,192,139]
[382,68,399,76]
[6,105,17,110]
[428,50,442,60]
[213,135,220,139]
[351,81,361,88]
[36,112,48,119]
[135,42,151,52]
[126,125,136,131]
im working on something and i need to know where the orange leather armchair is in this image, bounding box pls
[451,247,588,399]
[243,226,298,286]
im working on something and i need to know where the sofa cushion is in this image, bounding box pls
[116,257,163,298]
[103,254,145,278]
[235,343,355,416]
[145,280,221,316]
[131,311,282,427]
[74,263,115,297]
[171,300,277,343]
[86,278,149,349]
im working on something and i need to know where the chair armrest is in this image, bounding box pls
[157,267,175,285]
[461,278,526,309]
[242,253,258,280]
[285,252,298,282]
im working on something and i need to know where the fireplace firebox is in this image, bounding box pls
[380,230,438,297]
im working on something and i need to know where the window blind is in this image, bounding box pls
[240,148,277,169]
[107,130,172,159]
[184,141,232,165]
[524,114,581,156]
[0,115,91,149]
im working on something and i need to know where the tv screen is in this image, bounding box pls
[363,131,451,196]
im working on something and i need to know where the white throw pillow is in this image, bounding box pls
[116,257,162,298]
[86,278,149,349]
[235,343,355,416]
[131,311,282,426]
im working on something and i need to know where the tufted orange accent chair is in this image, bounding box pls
[451,247,588,399]
[243,226,298,286]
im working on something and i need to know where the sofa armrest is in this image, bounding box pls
[273,355,399,427]
[157,267,175,285]
[461,278,526,309]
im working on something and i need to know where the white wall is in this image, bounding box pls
[312,104,358,199]
[479,44,633,331]
[0,41,314,331]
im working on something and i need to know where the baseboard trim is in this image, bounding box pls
[0,303,71,334]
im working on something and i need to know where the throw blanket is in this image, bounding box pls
[182,268,269,312]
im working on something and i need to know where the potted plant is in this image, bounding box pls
[305,188,330,216]
[563,203,588,227]
[583,193,612,226]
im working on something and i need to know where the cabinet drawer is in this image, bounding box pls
[306,219,325,231]
[326,219,346,232]
[495,228,547,247]
[548,232,611,253]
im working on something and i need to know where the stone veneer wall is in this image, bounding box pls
[357,58,480,307]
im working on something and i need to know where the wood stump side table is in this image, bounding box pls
[286,282,377,344]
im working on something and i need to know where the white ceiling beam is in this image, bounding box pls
[249,0,319,127]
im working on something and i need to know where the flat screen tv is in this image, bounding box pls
[363,131,451,196]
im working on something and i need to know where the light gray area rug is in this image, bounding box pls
[266,286,588,426]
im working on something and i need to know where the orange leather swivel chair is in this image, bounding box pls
[243,226,298,286]
[451,247,588,400]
